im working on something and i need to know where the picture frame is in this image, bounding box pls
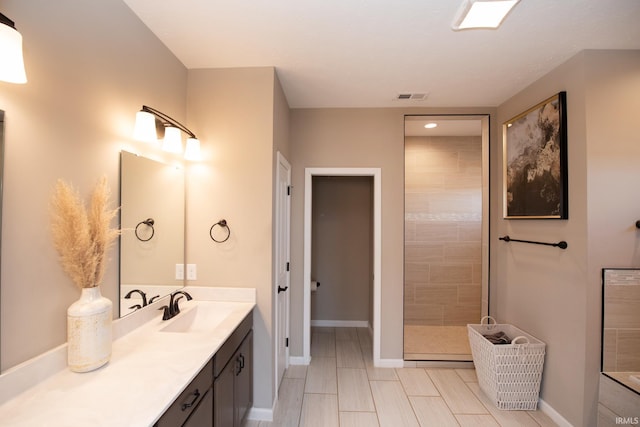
[503,91,568,219]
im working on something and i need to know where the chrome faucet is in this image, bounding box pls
[160,291,193,320]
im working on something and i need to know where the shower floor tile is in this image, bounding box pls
[404,325,472,361]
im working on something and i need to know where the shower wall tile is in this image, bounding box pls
[405,304,443,325]
[430,265,473,284]
[414,284,458,305]
[444,243,483,262]
[415,222,459,241]
[603,278,640,371]
[405,244,444,263]
[405,173,444,191]
[458,286,482,306]
[458,222,482,241]
[617,330,640,371]
[443,305,481,326]
[404,136,482,328]
[405,263,430,284]
[405,221,416,241]
[472,264,483,285]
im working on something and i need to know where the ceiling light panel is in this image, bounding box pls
[452,0,520,30]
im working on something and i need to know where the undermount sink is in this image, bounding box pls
[160,302,235,333]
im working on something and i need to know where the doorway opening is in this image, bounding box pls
[403,115,489,361]
[311,176,373,328]
[303,168,382,365]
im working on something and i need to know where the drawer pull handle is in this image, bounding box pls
[235,358,242,376]
[181,389,200,411]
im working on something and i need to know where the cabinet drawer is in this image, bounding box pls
[213,311,253,377]
[156,360,214,427]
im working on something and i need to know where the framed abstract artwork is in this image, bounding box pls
[503,91,568,219]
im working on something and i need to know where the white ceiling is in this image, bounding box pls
[122,0,640,109]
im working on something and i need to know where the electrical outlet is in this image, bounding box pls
[186,264,197,281]
[175,264,184,280]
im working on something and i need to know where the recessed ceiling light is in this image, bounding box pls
[424,123,438,129]
[452,0,519,30]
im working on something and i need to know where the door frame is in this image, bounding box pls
[274,151,291,395]
[303,167,382,365]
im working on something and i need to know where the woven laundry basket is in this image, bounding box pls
[468,316,546,411]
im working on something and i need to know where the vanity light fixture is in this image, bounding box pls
[133,105,201,160]
[424,122,438,129]
[0,12,27,83]
[451,0,520,30]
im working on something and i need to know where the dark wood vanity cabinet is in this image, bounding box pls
[155,360,214,427]
[214,312,253,427]
[154,310,253,427]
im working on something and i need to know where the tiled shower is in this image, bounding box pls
[404,132,485,360]
[404,135,483,326]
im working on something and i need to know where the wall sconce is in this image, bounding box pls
[451,0,519,30]
[133,105,201,160]
[0,12,27,83]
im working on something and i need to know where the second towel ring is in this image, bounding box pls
[210,219,231,243]
[135,218,155,242]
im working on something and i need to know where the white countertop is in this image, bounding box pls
[0,287,255,427]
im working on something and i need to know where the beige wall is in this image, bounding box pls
[290,107,496,360]
[0,0,187,371]
[493,50,640,426]
[185,67,282,410]
[311,176,372,322]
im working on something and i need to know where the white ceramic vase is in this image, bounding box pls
[67,286,113,372]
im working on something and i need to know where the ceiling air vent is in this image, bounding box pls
[394,93,428,101]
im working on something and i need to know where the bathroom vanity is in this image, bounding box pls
[155,310,253,427]
[0,287,255,427]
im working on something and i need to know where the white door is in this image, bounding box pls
[275,152,291,389]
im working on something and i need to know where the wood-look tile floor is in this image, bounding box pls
[243,327,558,427]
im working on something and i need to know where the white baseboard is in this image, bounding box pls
[311,320,369,328]
[404,360,475,369]
[374,358,404,368]
[289,356,311,365]
[247,406,274,422]
[539,399,573,427]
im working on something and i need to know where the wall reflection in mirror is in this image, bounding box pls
[119,151,185,317]
[602,268,640,394]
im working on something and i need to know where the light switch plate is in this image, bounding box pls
[186,264,197,281]
[175,264,184,280]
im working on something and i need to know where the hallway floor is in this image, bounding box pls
[243,327,558,427]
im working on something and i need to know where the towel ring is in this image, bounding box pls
[135,218,155,242]
[210,219,231,243]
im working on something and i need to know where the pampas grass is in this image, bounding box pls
[50,176,119,289]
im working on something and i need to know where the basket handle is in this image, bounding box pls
[480,316,497,330]
[512,335,530,362]
[512,335,529,345]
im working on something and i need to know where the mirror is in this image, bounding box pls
[602,268,640,394]
[119,151,185,316]
[0,110,3,364]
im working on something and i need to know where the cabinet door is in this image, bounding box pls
[184,388,213,427]
[234,330,253,426]
[156,361,213,427]
[214,359,235,427]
